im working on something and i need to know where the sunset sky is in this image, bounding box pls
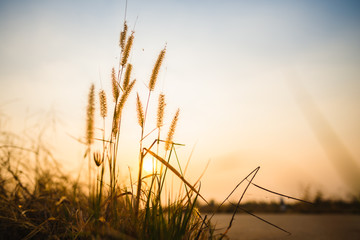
[1,0,360,202]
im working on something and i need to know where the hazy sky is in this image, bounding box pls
[1,0,360,202]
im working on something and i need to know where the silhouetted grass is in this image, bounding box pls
[0,21,215,239]
[0,20,317,240]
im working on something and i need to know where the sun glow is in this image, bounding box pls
[143,156,155,173]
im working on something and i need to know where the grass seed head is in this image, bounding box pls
[165,108,179,151]
[136,93,144,128]
[118,79,136,113]
[121,32,134,66]
[112,105,121,136]
[149,47,166,91]
[99,90,107,118]
[157,93,166,129]
[86,84,95,145]
[111,67,119,102]
[112,80,136,135]
[119,21,128,51]
[93,151,103,167]
[123,63,132,90]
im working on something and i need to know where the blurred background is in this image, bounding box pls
[1,0,359,203]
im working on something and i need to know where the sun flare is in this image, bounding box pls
[143,156,155,173]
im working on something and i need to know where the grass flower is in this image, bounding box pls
[121,33,134,66]
[119,21,128,51]
[112,80,136,135]
[111,67,119,102]
[93,151,103,167]
[136,93,144,128]
[149,47,166,91]
[165,108,179,151]
[99,90,107,118]
[123,63,132,90]
[86,84,95,145]
[157,93,166,129]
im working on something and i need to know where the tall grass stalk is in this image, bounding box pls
[135,47,166,217]
[86,83,95,197]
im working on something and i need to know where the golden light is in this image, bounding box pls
[143,156,155,173]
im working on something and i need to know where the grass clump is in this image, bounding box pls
[0,135,88,239]
[79,21,212,239]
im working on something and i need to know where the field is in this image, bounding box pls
[210,214,360,240]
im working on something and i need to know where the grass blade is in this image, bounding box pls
[144,148,208,204]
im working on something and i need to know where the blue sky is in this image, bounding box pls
[1,0,360,201]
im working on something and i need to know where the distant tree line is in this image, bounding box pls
[197,196,360,214]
